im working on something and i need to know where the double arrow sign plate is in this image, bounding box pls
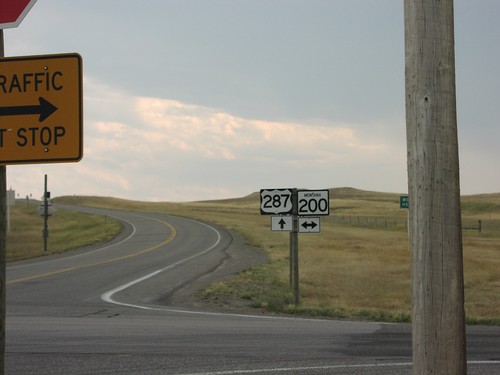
[271,216,321,233]
[0,53,83,164]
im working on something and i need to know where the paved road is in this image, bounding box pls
[6,206,500,374]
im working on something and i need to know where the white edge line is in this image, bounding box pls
[178,362,413,375]
[101,219,221,308]
[177,360,500,375]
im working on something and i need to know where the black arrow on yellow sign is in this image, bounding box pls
[0,97,58,122]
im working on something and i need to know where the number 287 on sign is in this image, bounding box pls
[260,189,293,215]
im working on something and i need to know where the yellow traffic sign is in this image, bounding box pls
[0,53,83,164]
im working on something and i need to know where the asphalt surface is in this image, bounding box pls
[6,206,500,374]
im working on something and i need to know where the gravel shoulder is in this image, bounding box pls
[161,224,269,314]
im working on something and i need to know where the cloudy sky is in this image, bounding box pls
[3,0,499,202]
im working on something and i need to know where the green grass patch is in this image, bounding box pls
[7,201,121,261]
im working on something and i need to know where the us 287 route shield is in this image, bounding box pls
[260,188,293,215]
[0,53,83,164]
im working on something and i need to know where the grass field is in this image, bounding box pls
[7,201,121,261]
[8,188,500,324]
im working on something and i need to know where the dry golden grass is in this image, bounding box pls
[298,226,411,311]
[462,234,500,322]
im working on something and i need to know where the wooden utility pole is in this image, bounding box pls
[404,1,467,374]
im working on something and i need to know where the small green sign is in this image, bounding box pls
[400,195,409,209]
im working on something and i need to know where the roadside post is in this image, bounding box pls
[0,3,83,373]
[400,195,409,239]
[43,175,49,252]
[260,188,330,306]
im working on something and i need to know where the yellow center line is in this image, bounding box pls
[7,217,177,285]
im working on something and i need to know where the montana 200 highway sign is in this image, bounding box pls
[297,189,330,216]
[0,53,83,164]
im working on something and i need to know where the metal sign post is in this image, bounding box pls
[290,189,299,305]
[0,29,6,375]
[260,188,330,306]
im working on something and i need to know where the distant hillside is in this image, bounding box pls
[328,187,403,202]
[241,187,403,204]
[247,187,500,203]
[55,188,500,215]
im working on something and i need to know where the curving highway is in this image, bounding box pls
[6,206,500,374]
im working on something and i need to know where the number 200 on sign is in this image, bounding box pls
[297,190,330,216]
[260,189,293,215]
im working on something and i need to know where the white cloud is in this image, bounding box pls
[134,96,394,164]
[7,79,407,202]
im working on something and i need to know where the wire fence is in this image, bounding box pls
[327,215,500,235]
[328,214,408,230]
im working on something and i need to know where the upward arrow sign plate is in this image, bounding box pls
[271,216,292,232]
[0,53,83,164]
